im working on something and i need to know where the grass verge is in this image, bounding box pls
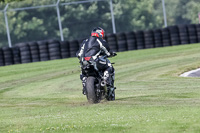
[1,44,200,133]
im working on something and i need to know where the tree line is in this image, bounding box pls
[0,0,23,3]
[0,0,200,47]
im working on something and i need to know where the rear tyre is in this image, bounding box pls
[86,76,98,103]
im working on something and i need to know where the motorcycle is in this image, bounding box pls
[80,53,117,103]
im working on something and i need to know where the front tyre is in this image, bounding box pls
[86,76,98,103]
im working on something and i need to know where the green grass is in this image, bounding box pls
[1,44,200,133]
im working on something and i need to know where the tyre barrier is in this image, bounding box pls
[178,25,189,45]
[135,31,145,49]
[161,28,171,47]
[1,24,200,67]
[105,33,118,52]
[29,42,40,62]
[48,40,61,60]
[187,24,198,44]
[15,42,32,64]
[144,30,155,48]
[195,24,200,43]
[169,25,180,46]
[38,41,49,61]
[2,47,13,66]
[69,40,79,57]
[0,48,4,66]
[153,29,163,47]
[12,46,21,64]
[125,31,137,50]
[60,41,70,59]
[116,32,128,52]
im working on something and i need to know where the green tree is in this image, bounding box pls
[0,0,24,4]
[183,0,200,24]
[1,0,200,47]
[113,0,164,32]
[60,1,112,40]
[164,0,200,25]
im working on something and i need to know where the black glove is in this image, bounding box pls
[111,52,117,57]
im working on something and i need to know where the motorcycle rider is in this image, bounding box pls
[76,27,116,95]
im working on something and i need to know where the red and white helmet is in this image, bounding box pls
[91,27,105,39]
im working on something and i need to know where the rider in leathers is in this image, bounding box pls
[76,27,116,95]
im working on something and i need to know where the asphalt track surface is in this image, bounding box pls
[180,68,200,77]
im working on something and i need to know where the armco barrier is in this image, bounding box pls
[0,24,200,67]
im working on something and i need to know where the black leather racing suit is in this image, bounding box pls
[76,36,115,91]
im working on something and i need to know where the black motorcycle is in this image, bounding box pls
[81,54,116,103]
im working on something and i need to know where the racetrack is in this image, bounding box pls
[180,68,200,77]
[1,43,200,133]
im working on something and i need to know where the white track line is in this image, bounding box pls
[180,68,200,77]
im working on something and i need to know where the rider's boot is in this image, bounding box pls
[82,77,87,95]
[103,71,111,86]
[80,73,87,95]
[103,71,116,101]
[103,71,116,87]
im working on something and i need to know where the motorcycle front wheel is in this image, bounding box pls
[86,76,98,103]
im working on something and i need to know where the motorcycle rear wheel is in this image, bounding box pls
[86,76,98,103]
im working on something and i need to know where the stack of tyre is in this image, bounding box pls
[161,28,171,46]
[153,29,163,47]
[187,24,198,44]
[178,25,189,45]
[116,32,128,52]
[0,48,4,66]
[38,41,49,61]
[168,26,180,46]
[144,30,155,48]
[105,33,118,52]
[12,46,21,64]
[135,31,145,49]
[15,43,32,64]
[1,23,200,68]
[29,42,40,62]
[195,24,200,43]
[69,40,79,57]
[48,40,61,60]
[60,41,70,58]
[125,31,137,50]
[2,47,13,66]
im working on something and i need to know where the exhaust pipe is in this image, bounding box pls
[101,80,106,86]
